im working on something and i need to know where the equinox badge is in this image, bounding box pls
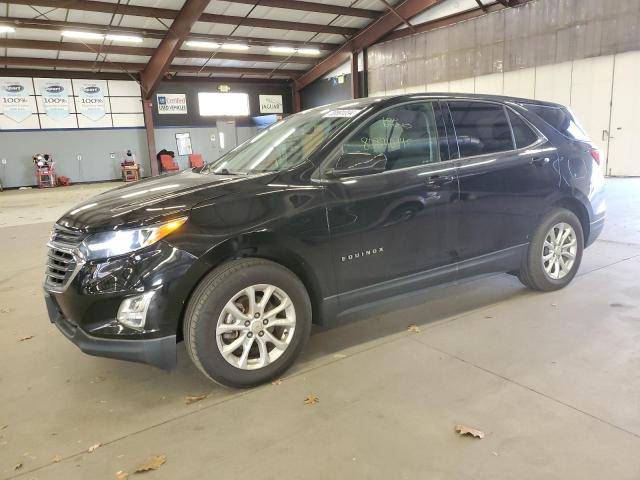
[341,247,384,263]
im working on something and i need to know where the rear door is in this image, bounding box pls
[322,100,459,302]
[446,100,560,262]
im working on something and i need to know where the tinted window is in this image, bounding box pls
[449,102,514,157]
[343,102,441,171]
[522,104,590,142]
[508,110,539,148]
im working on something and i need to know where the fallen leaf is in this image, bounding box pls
[115,470,129,479]
[91,376,106,384]
[455,424,485,439]
[134,454,166,473]
[88,443,102,453]
[19,335,34,342]
[1,424,7,430]
[271,379,283,385]
[14,463,23,471]
[52,454,62,463]
[407,324,420,333]
[1,308,12,314]
[485,315,494,319]
[185,394,208,405]
[332,353,347,359]
[304,395,319,406]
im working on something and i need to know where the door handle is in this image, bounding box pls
[530,157,550,166]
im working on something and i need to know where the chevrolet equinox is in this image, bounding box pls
[44,94,606,387]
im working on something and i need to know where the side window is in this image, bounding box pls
[448,101,514,157]
[508,109,539,148]
[343,102,441,171]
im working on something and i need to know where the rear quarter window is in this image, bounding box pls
[507,110,539,148]
[522,104,590,142]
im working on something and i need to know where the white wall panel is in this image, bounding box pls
[607,51,640,176]
[109,96,143,114]
[107,80,141,97]
[475,73,504,95]
[570,55,615,171]
[77,115,113,129]
[503,68,535,98]
[448,77,475,94]
[38,114,78,129]
[0,115,40,130]
[534,62,572,105]
[112,113,144,128]
[426,81,450,93]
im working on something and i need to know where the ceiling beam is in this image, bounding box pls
[0,68,137,81]
[0,57,303,78]
[294,0,438,90]
[0,39,318,65]
[0,16,335,51]
[223,0,378,18]
[6,0,358,35]
[140,0,211,99]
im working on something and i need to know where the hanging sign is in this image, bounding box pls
[157,93,187,114]
[39,79,71,120]
[0,78,32,123]
[76,80,106,121]
[259,94,283,114]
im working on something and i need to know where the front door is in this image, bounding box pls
[446,100,560,262]
[321,101,459,306]
[216,120,237,156]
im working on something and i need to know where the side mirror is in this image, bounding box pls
[326,152,387,179]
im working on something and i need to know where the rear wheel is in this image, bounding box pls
[518,208,584,291]
[184,258,312,388]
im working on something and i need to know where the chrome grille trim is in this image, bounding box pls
[44,225,86,293]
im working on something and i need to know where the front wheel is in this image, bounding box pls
[184,258,312,388]
[518,208,584,291]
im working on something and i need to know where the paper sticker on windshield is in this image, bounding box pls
[324,109,362,118]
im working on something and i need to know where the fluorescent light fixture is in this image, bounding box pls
[0,26,15,34]
[105,34,143,43]
[185,40,220,49]
[269,46,295,54]
[61,30,104,40]
[221,43,249,51]
[298,48,320,55]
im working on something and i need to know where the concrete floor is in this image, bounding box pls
[1,179,639,479]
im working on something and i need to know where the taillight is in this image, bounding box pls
[590,148,601,165]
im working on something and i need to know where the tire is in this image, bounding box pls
[184,258,312,388]
[518,208,584,292]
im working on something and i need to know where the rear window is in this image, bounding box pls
[521,104,590,142]
[507,110,539,148]
[448,102,514,157]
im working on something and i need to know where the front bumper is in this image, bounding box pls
[45,292,177,369]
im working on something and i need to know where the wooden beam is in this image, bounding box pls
[1,16,335,50]
[0,57,303,78]
[350,52,360,99]
[295,0,438,90]
[223,0,379,18]
[8,0,358,35]
[142,100,158,176]
[0,39,318,65]
[140,0,210,99]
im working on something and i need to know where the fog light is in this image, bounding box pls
[117,291,155,330]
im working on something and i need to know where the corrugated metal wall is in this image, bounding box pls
[368,0,640,95]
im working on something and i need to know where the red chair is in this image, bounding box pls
[160,154,180,173]
[189,154,204,168]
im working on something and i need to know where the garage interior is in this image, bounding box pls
[1,0,640,478]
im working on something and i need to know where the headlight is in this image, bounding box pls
[79,217,187,260]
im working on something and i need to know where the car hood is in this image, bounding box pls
[57,169,277,232]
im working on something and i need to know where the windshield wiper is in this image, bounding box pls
[215,168,245,176]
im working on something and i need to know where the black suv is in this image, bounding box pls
[44,94,606,387]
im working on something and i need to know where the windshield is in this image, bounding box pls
[202,99,378,175]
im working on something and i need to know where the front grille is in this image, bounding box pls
[45,225,86,292]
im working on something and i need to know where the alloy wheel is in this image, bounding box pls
[215,284,296,370]
[542,222,577,280]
